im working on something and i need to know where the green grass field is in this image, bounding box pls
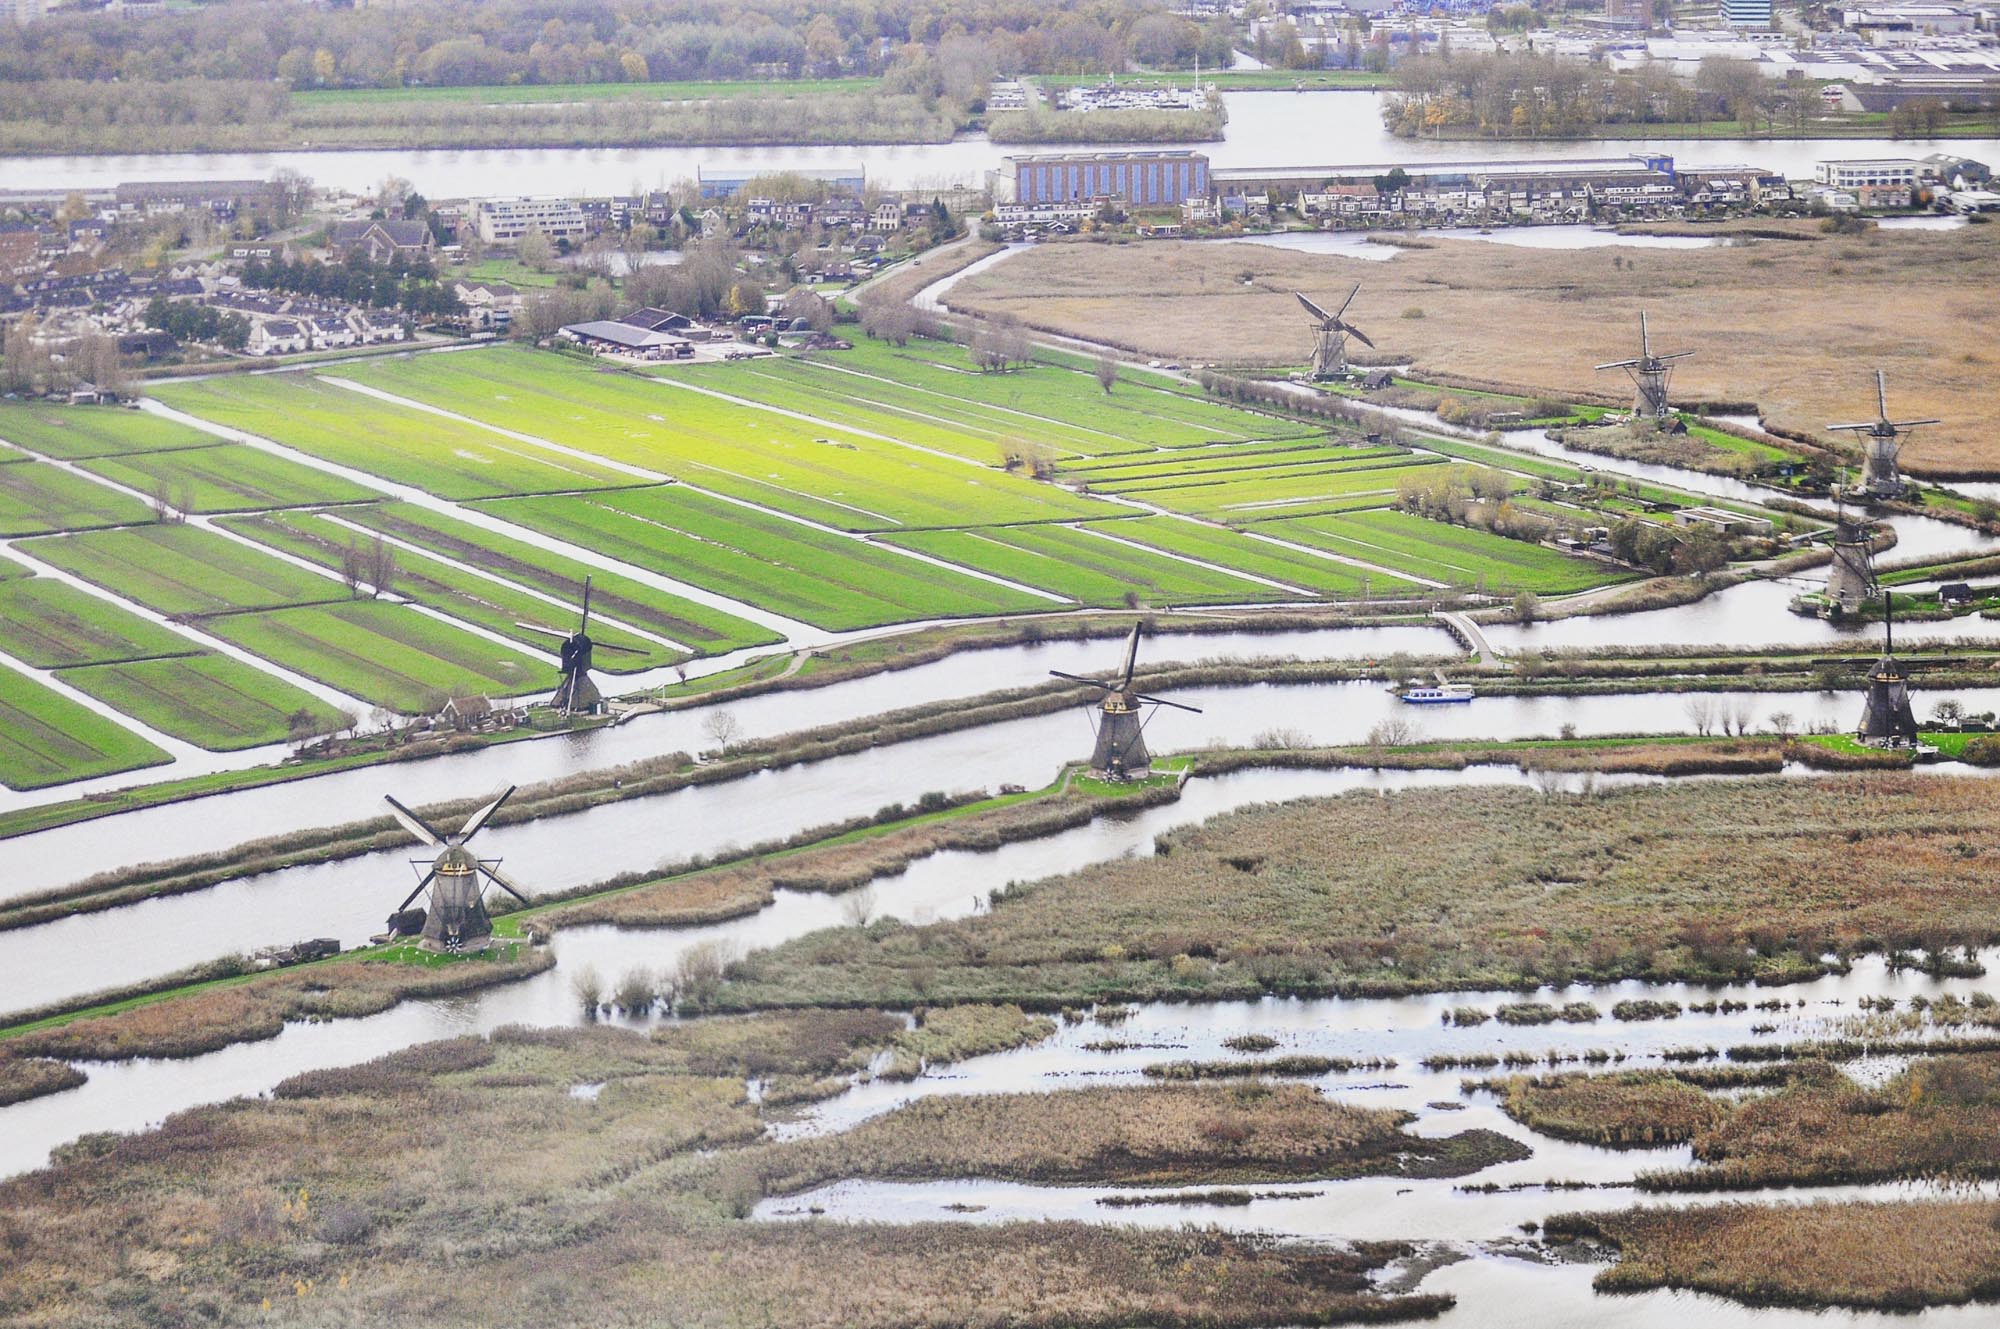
[151,376,641,500]
[879,522,1287,607]
[54,653,345,751]
[0,579,195,668]
[220,509,683,669]
[1269,509,1623,595]
[0,402,220,460]
[294,74,882,107]
[205,599,549,713]
[20,524,348,617]
[0,665,168,790]
[78,444,381,514]
[1056,440,1395,478]
[480,486,1052,630]
[0,462,154,536]
[343,348,1107,530]
[1122,456,1444,521]
[325,501,779,655]
[1082,516,1425,598]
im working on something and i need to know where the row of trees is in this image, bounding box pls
[239,256,463,318]
[143,298,252,352]
[0,319,134,397]
[1383,52,1827,139]
[0,0,1226,89]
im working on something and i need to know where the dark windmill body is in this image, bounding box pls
[383,786,532,952]
[1050,624,1201,780]
[1596,311,1693,422]
[515,577,643,717]
[1823,492,1879,615]
[1296,286,1375,380]
[1857,593,1918,747]
[1829,370,1938,502]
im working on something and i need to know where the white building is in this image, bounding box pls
[1814,158,1921,190]
[471,198,589,245]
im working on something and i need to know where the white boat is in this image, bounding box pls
[1398,682,1475,705]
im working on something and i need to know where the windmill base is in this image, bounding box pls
[417,933,497,955]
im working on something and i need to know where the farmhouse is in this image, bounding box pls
[328,219,433,264]
[558,318,694,359]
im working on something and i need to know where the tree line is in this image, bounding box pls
[239,255,464,317]
[0,0,1225,90]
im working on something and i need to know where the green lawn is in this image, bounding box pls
[20,524,348,617]
[1083,516,1425,598]
[0,461,154,536]
[79,444,381,514]
[0,579,196,668]
[151,375,642,500]
[1118,456,1442,521]
[343,348,1108,530]
[1269,509,1623,595]
[480,486,1052,630]
[204,599,549,714]
[0,402,220,460]
[54,654,345,751]
[1056,439,1387,477]
[0,665,169,790]
[325,501,779,656]
[220,509,683,669]
[879,522,1289,607]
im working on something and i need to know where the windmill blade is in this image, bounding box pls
[1639,310,1651,356]
[591,640,649,656]
[477,861,532,907]
[383,794,446,848]
[1334,282,1361,319]
[1131,692,1203,713]
[1876,369,1889,419]
[578,576,593,635]
[1656,350,1697,362]
[1050,669,1115,690]
[1889,418,1942,429]
[458,784,517,842]
[513,621,573,640]
[1342,322,1377,349]
[1827,421,1876,433]
[395,868,436,915]
[1116,622,1142,691]
[1596,357,1642,371]
[1295,291,1335,325]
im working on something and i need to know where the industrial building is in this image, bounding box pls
[994,151,1211,210]
[1721,0,1775,25]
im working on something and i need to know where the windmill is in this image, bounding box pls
[382,785,531,952]
[1823,486,1879,615]
[514,577,643,716]
[1856,591,1918,746]
[1829,369,1937,501]
[1049,623,1201,780]
[1296,285,1375,379]
[1595,311,1693,421]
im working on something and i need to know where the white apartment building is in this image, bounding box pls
[1814,158,1920,189]
[471,197,589,245]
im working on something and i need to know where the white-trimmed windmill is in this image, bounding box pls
[1595,311,1693,421]
[514,577,643,716]
[383,786,531,953]
[1049,624,1201,780]
[1296,285,1375,379]
[1829,369,1937,501]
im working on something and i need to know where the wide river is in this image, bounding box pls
[4,91,1997,195]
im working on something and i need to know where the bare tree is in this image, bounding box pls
[339,538,364,596]
[365,536,396,598]
[701,708,742,749]
[1684,696,1717,737]
[1094,353,1118,394]
[1767,710,1797,741]
[861,301,918,346]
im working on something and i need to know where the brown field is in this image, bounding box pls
[949,229,2000,476]
[1568,1200,2000,1310]
[0,1018,1450,1328]
[709,775,2000,1010]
